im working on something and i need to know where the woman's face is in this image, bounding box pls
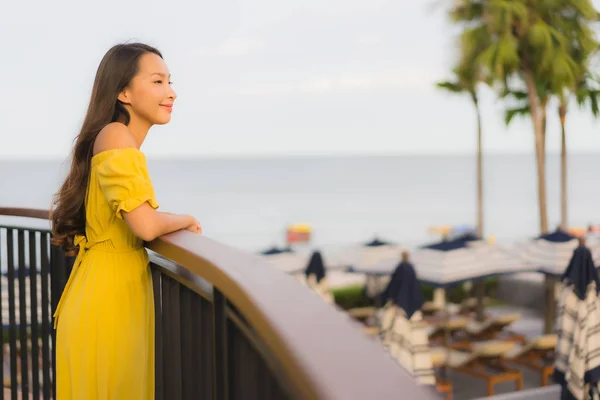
[119,52,177,126]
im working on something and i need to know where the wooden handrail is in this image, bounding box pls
[0,208,50,220]
[0,207,436,399]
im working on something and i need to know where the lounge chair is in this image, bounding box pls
[452,313,525,348]
[427,316,471,345]
[430,347,453,400]
[505,334,557,386]
[447,340,523,397]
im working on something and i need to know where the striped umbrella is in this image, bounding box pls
[337,236,404,274]
[259,248,310,274]
[513,229,600,276]
[406,234,527,286]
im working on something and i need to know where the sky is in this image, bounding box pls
[2,0,600,159]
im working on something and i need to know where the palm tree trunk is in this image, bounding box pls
[476,101,484,239]
[523,72,549,234]
[559,103,568,230]
[473,96,485,322]
[524,70,553,334]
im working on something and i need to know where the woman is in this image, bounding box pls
[50,43,201,399]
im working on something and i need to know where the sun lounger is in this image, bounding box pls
[427,317,471,344]
[451,313,525,348]
[447,340,523,397]
[430,347,453,400]
[505,334,557,386]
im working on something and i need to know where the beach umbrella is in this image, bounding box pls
[338,236,404,273]
[260,245,293,255]
[553,244,600,399]
[409,234,526,286]
[259,246,309,274]
[514,228,600,276]
[385,263,434,385]
[305,250,326,283]
[332,236,403,300]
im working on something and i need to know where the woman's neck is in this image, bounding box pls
[125,116,151,148]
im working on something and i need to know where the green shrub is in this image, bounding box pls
[332,285,373,309]
[331,277,500,311]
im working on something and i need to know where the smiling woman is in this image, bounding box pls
[50,43,201,400]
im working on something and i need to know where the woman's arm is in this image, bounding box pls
[123,204,200,241]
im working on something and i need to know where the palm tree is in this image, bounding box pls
[451,0,595,234]
[558,76,600,229]
[449,0,598,333]
[436,67,484,238]
[437,66,487,321]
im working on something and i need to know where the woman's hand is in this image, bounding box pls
[185,216,202,234]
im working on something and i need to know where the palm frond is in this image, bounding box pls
[504,105,531,126]
[436,81,464,93]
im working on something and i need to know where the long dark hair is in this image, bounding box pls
[51,43,162,255]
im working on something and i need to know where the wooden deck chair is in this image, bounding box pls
[452,313,525,348]
[451,296,492,316]
[430,347,453,400]
[427,316,471,345]
[505,334,557,386]
[447,340,523,397]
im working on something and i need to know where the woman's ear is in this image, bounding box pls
[117,88,130,105]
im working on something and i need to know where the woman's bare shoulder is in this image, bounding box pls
[93,122,138,156]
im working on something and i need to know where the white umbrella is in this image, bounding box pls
[513,230,600,275]
[365,235,528,286]
[334,237,404,274]
[260,252,310,274]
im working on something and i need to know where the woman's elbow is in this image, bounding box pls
[124,214,160,242]
[137,229,158,242]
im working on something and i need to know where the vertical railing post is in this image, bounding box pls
[152,268,164,400]
[49,242,71,399]
[40,233,51,399]
[213,289,229,400]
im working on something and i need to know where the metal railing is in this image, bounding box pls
[0,207,436,400]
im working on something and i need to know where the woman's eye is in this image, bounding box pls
[169,81,173,85]
[155,80,162,84]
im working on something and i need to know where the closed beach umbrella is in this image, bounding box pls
[387,260,424,318]
[305,250,326,283]
[379,252,417,306]
[385,262,434,385]
[554,243,600,399]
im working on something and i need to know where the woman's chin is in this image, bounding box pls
[153,116,172,125]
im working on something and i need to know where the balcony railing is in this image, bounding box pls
[0,207,436,400]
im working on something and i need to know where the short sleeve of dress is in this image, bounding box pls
[96,148,159,219]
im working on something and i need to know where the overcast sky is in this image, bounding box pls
[2,0,600,160]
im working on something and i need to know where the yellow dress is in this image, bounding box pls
[54,148,157,400]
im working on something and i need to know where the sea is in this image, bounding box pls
[1,153,599,256]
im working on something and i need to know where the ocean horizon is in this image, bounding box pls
[1,153,599,256]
